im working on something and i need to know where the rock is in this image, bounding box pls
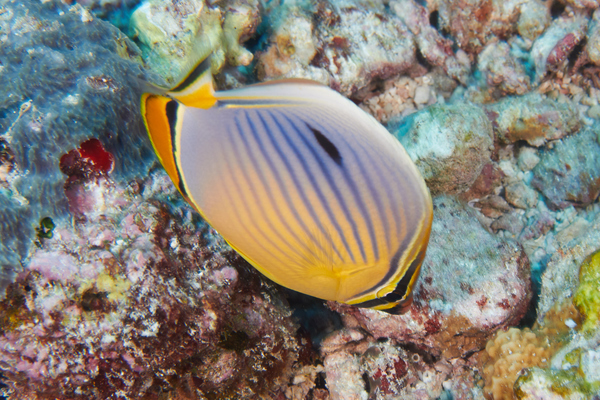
[395,104,493,195]
[257,0,416,98]
[485,93,581,147]
[517,0,550,42]
[473,194,513,219]
[537,212,600,323]
[0,0,156,296]
[390,0,471,84]
[431,0,522,54]
[330,196,531,360]
[505,181,538,209]
[490,210,525,236]
[0,170,301,398]
[477,40,530,95]
[129,0,260,82]
[588,10,600,66]
[461,163,506,202]
[531,127,600,210]
[530,16,588,81]
[517,147,541,171]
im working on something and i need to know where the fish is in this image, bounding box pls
[141,57,433,314]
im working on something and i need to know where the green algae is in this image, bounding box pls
[574,250,600,332]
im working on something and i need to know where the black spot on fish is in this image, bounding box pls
[309,125,342,165]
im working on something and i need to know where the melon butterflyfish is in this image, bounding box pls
[141,58,433,314]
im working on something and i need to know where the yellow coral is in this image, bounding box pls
[481,302,582,400]
[573,250,600,332]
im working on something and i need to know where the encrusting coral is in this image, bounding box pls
[480,247,600,400]
[481,302,582,400]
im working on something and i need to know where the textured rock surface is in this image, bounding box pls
[477,40,530,96]
[530,16,588,81]
[395,104,494,195]
[485,93,581,147]
[430,0,522,54]
[330,196,531,360]
[0,170,301,399]
[129,0,260,82]
[257,0,417,98]
[538,211,600,323]
[531,127,600,210]
[0,0,156,295]
[390,0,470,84]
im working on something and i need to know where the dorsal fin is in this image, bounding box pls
[167,56,217,109]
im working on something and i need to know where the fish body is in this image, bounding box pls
[141,61,433,314]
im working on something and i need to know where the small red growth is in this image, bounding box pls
[373,369,392,394]
[497,299,511,310]
[331,36,349,50]
[476,295,488,309]
[424,277,433,285]
[394,358,408,377]
[424,317,442,334]
[79,138,114,173]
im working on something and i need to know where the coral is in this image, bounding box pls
[257,0,417,98]
[394,104,494,195]
[574,250,600,332]
[505,181,538,210]
[0,170,301,399]
[330,196,531,360]
[531,126,600,210]
[517,0,550,42]
[129,0,260,82]
[485,92,581,147]
[0,0,156,296]
[515,366,600,399]
[481,302,582,400]
[389,0,471,84]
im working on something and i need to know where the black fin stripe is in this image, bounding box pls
[164,100,188,196]
[352,247,425,309]
[170,57,212,93]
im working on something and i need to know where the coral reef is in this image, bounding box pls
[481,302,582,400]
[3,0,600,397]
[477,41,530,96]
[485,93,581,147]
[328,196,531,361]
[129,0,260,82]
[257,0,417,98]
[531,127,600,210]
[395,104,494,194]
[0,170,301,398]
[0,0,156,296]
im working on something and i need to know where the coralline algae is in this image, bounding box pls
[1,0,600,398]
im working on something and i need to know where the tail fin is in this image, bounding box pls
[167,56,217,109]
